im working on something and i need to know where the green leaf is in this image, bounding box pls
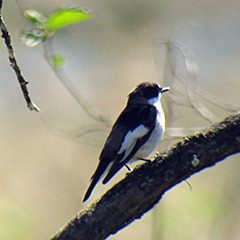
[20,29,45,47]
[52,54,65,69]
[24,10,48,25]
[46,7,92,31]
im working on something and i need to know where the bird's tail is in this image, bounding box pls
[83,159,109,202]
[102,161,122,185]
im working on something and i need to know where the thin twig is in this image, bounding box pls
[0,0,40,112]
[42,39,111,127]
[198,88,240,112]
[164,41,219,123]
[153,39,239,126]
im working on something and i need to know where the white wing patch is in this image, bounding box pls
[117,93,165,164]
[118,125,149,162]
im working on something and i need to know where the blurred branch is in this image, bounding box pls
[0,0,40,111]
[164,40,219,123]
[164,126,202,138]
[198,88,240,112]
[153,38,240,139]
[42,39,111,127]
[50,113,240,240]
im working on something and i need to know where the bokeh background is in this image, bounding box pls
[0,0,240,239]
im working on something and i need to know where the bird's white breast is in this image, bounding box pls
[117,94,165,163]
[133,101,165,160]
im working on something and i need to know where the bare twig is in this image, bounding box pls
[153,38,240,139]
[153,39,239,122]
[0,0,40,112]
[164,126,202,138]
[42,39,111,127]
[198,88,240,112]
[164,40,219,123]
[50,113,240,240]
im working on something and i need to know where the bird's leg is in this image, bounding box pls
[124,164,132,171]
[184,180,192,191]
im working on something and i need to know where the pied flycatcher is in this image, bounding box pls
[83,82,169,202]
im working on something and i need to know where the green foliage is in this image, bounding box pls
[24,9,48,25]
[47,7,92,31]
[51,54,65,69]
[20,7,92,47]
[20,28,46,47]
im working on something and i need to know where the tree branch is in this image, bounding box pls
[0,0,40,111]
[50,113,240,240]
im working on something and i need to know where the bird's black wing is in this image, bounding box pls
[83,104,139,202]
[83,103,156,202]
[102,104,157,184]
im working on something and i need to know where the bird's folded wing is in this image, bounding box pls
[102,105,157,184]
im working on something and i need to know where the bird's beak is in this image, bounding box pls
[160,86,170,93]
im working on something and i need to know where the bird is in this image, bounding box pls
[83,82,169,202]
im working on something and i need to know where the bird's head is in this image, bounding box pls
[128,82,169,105]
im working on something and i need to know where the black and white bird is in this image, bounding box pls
[83,82,169,202]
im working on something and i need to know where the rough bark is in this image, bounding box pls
[50,113,240,240]
[0,0,40,111]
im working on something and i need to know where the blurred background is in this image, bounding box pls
[0,0,240,239]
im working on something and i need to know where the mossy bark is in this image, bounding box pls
[51,113,240,240]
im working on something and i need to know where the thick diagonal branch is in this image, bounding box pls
[50,113,240,240]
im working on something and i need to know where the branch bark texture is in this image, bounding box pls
[0,0,40,111]
[51,113,240,240]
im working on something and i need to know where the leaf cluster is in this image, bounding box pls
[20,7,92,47]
